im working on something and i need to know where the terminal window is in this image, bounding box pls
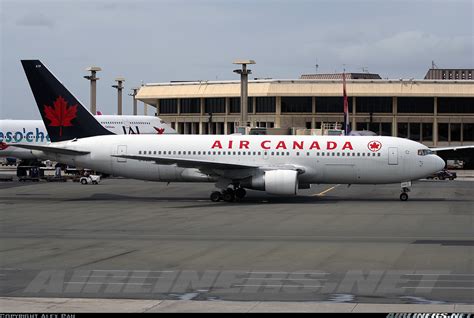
[281,97,312,113]
[398,97,434,113]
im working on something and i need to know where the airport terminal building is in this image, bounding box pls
[136,70,474,150]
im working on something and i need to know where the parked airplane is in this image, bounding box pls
[13,60,450,202]
[0,110,175,160]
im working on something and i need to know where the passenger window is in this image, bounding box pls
[154,151,157,155]
[138,151,142,154]
[306,152,310,156]
[378,153,381,156]
[271,152,274,156]
[342,153,345,156]
[178,151,181,155]
[258,152,261,156]
[296,152,300,156]
[287,152,290,156]
[357,153,360,156]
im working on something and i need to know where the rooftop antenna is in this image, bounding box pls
[315,58,319,73]
[431,60,438,69]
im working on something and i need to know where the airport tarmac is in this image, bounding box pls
[0,171,473,308]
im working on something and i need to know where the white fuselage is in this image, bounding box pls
[30,134,445,185]
[0,116,176,160]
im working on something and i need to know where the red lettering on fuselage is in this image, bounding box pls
[211,140,222,149]
[342,141,353,150]
[327,141,337,150]
[261,140,271,149]
[293,141,303,149]
[309,141,320,150]
[211,139,354,151]
[240,140,250,149]
[276,141,287,149]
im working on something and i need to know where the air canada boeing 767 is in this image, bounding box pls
[13,60,454,202]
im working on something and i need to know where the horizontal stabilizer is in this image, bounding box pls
[10,144,90,156]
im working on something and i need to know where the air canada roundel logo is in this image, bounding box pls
[368,140,382,152]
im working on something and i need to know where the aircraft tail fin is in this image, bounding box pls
[21,60,113,142]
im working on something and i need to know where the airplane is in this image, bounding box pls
[0,108,176,161]
[12,60,462,202]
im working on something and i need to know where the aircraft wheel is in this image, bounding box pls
[223,191,235,202]
[210,191,221,202]
[235,188,246,199]
[400,193,408,201]
[81,179,88,185]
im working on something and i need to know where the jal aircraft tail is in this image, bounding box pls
[21,60,113,142]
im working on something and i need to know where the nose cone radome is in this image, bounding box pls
[434,155,445,172]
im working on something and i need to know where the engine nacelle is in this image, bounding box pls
[265,170,298,195]
[241,170,298,195]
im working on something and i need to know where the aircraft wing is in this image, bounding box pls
[112,154,259,170]
[431,145,474,152]
[112,154,305,173]
[9,144,90,156]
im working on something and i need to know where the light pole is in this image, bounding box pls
[129,87,139,115]
[84,66,101,115]
[233,59,255,127]
[112,77,125,115]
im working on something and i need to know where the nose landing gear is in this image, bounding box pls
[399,181,411,201]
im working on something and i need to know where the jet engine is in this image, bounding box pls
[241,170,299,195]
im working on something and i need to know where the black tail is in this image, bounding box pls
[21,60,113,142]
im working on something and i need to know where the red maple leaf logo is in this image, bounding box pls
[44,96,78,136]
[368,140,382,152]
[154,127,165,134]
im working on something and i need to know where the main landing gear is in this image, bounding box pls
[210,186,247,202]
[399,181,411,201]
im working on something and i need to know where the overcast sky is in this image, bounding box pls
[1,0,473,119]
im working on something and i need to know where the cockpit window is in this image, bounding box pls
[418,149,434,156]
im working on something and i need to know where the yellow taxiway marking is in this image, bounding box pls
[313,184,340,196]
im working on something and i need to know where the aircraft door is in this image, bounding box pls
[116,145,127,162]
[388,147,398,165]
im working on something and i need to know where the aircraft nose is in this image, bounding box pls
[434,155,445,172]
